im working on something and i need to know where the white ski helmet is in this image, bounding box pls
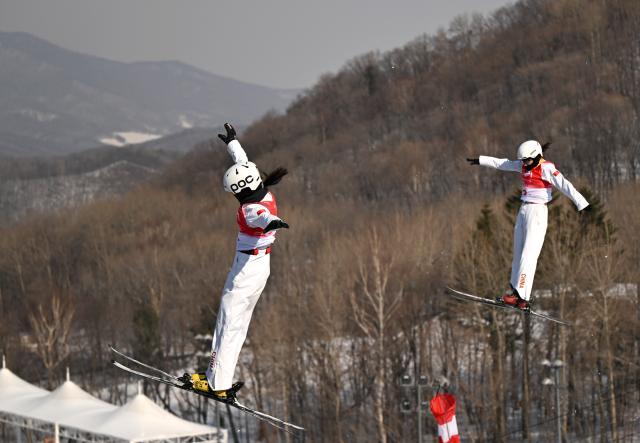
[223,162,262,194]
[516,140,542,160]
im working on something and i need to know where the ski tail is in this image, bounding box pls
[110,345,179,380]
[111,358,305,436]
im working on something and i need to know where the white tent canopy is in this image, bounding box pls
[0,362,225,442]
[0,365,48,401]
[94,394,220,441]
[9,380,116,423]
[0,365,49,420]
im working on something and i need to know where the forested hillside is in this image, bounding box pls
[1,1,639,442]
[0,128,220,223]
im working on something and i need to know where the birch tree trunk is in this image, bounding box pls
[350,228,403,443]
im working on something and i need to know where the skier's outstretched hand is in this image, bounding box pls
[579,204,592,215]
[263,219,289,233]
[218,123,236,144]
[578,205,593,225]
[467,158,480,165]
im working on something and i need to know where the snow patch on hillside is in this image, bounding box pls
[179,115,194,129]
[99,131,162,147]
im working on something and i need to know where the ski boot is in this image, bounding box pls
[497,290,530,312]
[179,373,244,403]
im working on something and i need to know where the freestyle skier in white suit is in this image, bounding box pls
[467,140,589,310]
[184,123,289,401]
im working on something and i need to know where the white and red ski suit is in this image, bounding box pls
[206,139,284,391]
[479,156,589,300]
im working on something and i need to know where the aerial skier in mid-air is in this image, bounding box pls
[465,140,589,312]
[112,123,304,435]
[184,122,290,401]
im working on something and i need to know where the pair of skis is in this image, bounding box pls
[445,287,571,326]
[110,347,305,438]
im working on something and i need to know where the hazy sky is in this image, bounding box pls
[0,0,512,89]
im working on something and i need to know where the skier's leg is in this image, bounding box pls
[512,204,548,301]
[207,253,270,391]
[238,255,271,331]
[510,206,526,292]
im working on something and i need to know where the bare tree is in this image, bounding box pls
[28,291,75,388]
[350,228,404,443]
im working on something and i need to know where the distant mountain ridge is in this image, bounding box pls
[0,31,298,157]
[0,126,229,222]
[0,127,221,182]
[0,160,158,223]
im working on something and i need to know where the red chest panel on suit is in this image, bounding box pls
[236,193,278,237]
[521,164,552,189]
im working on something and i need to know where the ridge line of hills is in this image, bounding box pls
[0,30,299,157]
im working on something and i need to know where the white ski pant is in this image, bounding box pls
[510,203,548,301]
[206,250,270,390]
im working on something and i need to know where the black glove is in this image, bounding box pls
[578,205,593,223]
[218,123,236,144]
[263,219,289,233]
[467,158,480,165]
[579,205,592,215]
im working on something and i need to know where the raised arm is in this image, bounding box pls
[218,123,249,164]
[542,163,589,211]
[477,155,521,172]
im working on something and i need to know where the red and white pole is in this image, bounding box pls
[429,393,460,443]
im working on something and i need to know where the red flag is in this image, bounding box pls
[430,393,460,443]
